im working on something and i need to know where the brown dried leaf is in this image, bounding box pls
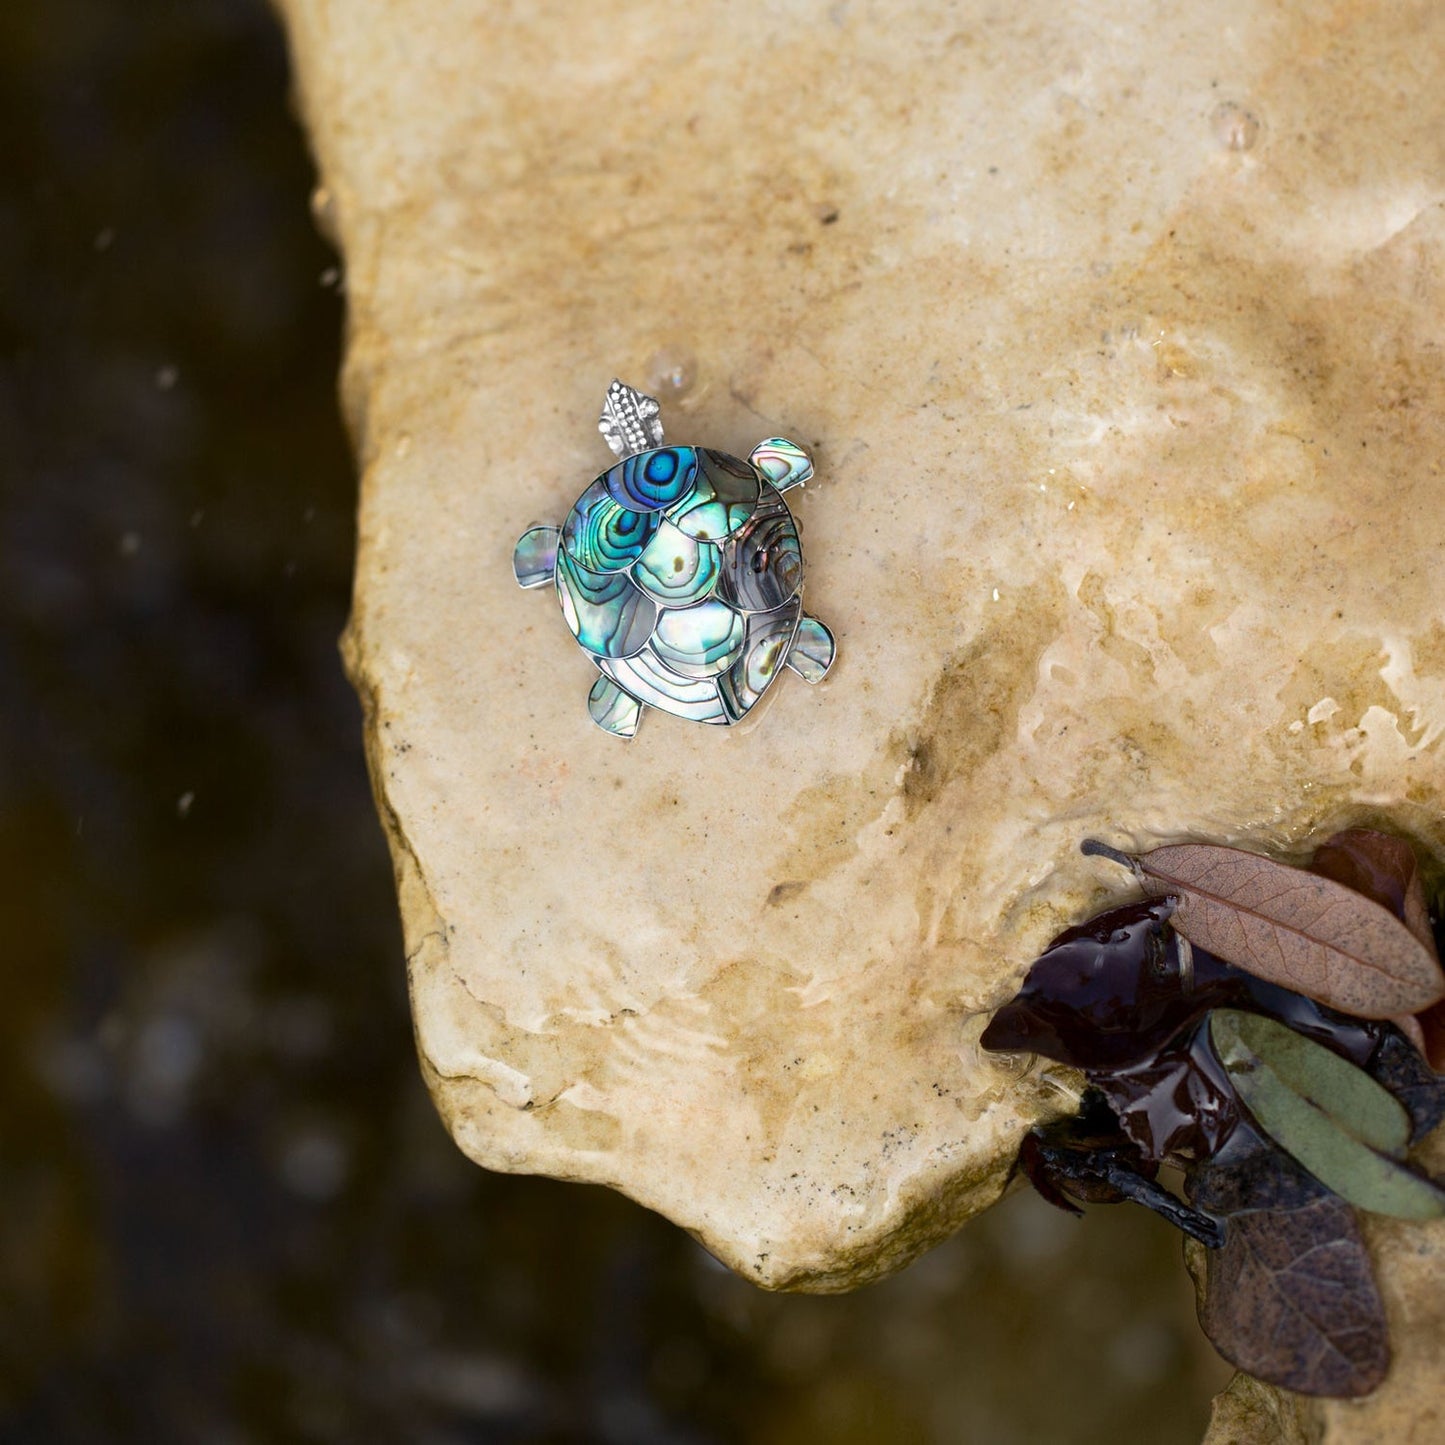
[1197,1190,1390,1397]
[1190,1124,1391,1398]
[1393,1011,1429,1058]
[1082,840,1445,1019]
[1308,829,1445,1072]
[1310,829,1437,958]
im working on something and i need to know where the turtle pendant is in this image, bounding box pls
[512,380,836,739]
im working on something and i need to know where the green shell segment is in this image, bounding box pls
[512,524,560,589]
[561,479,658,572]
[603,446,698,511]
[651,599,746,678]
[631,520,720,606]
[719,600,801,720]
[667,450,759,541]
[555,550,657,659]
[716,483,803,613]
[598,652,728,725]
[749,437,813,492]
[587,675,642,739]
[785,615,836,683]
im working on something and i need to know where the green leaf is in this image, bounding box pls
[1210,1009,1445,1221]
[1217,1010,1410,1156]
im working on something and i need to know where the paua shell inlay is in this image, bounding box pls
[512,525,560,589]
[555,550,657,659]
[525,423,831,735]
[749,437,813,492]
[668,450,759,541]
[652,599,746,678]
[603,446,698,511]
[631,520,720,606]
[785,615,835,683]
[719,600,801,721]
[598,651,729,725]
[716,484,803,613]
[587,674,642,739]
[561,479,657,572]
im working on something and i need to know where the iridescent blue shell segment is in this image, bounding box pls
[749,437,813,492]
[667,450,759,541]
[561,480,657,572]
[631,520,720,606]
[603,446,698,511]
[716,484,803,613]
[514,392,835,738]
[554,551,657,659]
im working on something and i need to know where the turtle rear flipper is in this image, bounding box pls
[513,526,560,588]
[785,615,835,683]
[587,675,643,739]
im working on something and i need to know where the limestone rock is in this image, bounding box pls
[276,0,1445,1287]
[1202,1374,1313,1445]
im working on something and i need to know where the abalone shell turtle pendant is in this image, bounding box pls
[513,381,836,739]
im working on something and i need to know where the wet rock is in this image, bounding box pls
[276,0,1445,1287]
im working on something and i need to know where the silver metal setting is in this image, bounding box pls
[515,381,835,738]
[598,379,664,459]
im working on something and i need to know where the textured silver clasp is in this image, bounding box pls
[598,379,664,459]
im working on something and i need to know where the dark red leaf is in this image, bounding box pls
[1092,1017,1239,1164]
[979,900,1209,1069]
[1197,1193,1389,1397]
[1310,828,1445,1071]
[1420,1000,1445,1074]
[1310,829,1436,955]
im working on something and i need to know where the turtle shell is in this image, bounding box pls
[555,446,805,724]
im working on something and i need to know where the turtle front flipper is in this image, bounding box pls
[513,525,560,589]
[587,675,643,739]
[785,615,835,683]
[749,438,813,492]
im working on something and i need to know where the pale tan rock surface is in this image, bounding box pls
[276,0,1445,1289]
[1203,1374,1313,1445]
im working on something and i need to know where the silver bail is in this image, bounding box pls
[598,379,664,459]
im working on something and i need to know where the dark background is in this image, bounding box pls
[0,2,1227,1440]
